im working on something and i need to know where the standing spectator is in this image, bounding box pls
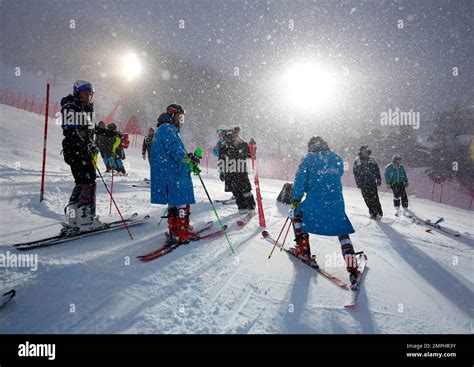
[384,154,409,216]
[353,145,383,219]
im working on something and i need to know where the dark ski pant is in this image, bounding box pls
[226,173,256,210]
[391,183,409,208]
[360,184,383,216]
[62,138,96,208]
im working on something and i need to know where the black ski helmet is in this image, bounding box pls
[359,145,372,154]
[166,104,185,116]
[107,123,117,131]
[308,136,329,152]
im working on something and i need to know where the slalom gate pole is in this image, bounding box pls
[109,169,114,215]
[40,83,50,202]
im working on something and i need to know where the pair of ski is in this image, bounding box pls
[262,231,367,308]
[137,213,254,263]
[12,213,150,250]
[215,197,236,205]
[403,214,461,237]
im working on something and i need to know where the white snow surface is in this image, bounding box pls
[0,104,473,334]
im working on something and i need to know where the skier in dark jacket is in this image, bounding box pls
[353,145,383,219]
[61,80,104,231]
[216,127,256,213]
[95,121,115,172]
[108,123,127,176]
[142,127,155,162]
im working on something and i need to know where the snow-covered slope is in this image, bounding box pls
[0,104,473,334]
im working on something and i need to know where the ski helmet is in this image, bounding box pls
[359,145,371,154]
[392,154,402,162]
[107,123,117,131]
[166,104,185,116]
[73,80,94,95]
[308,136,329,152]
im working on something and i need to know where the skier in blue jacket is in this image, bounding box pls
[150,104,201,244]
[290,136,360,277]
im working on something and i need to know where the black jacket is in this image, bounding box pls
[142,134,154,157]
[61,94,95,165]
[61,94,94,139]
[95,127,116,157]
[353,155,382,188]
[218,138,251,174]
[217,138,252,193]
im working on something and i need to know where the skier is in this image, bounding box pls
[150,104,201,243]
[216,127,256,213]
[142,127,155,162]
[61,80,104,231]
[95,121,115,172]
[353,145,383,219]
[213,128,230,190]
[108,123,127,176]
[290,136,360,279]
[384,154,409,216]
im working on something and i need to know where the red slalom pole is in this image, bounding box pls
[40,83,50,202]
[249,139,266,228]
[109,169,114,215]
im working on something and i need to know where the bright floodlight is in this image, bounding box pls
[122,53,142,81]
[284,62,337,110]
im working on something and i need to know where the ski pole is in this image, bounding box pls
[197,173,234,254]
[268,215,290,259]
[157,207,168,229]
[280,215,292,252]
[96,167,133,239]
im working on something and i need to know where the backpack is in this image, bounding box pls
[277,183,293,204]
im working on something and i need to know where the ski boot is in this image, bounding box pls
[394,207,401,217]
[289,233,312,262]
[175,205,198,244]
[344,252,360,289]
[165,214,180,246]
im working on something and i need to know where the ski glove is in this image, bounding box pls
[291,200,300,209]
[183,153,201,175]
[87,142,100,156]
[186,152,201,165]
